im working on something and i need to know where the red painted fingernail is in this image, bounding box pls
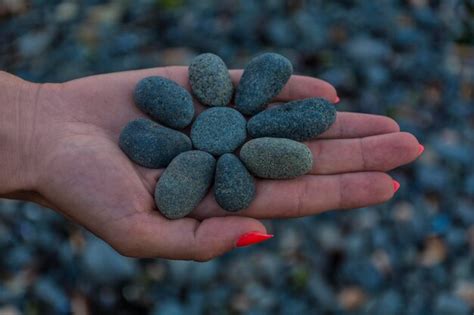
[393,180,400,193]
[334,96,340,104]
[235,231,273,247]
[418,144,425,155]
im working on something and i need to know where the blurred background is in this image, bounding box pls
[0,0,473,314]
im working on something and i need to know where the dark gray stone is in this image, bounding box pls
[134,76,194,129]
[189,53,233,107]
[247,98,337,141]
[82,237,137,285]
[155,151,216,219]
[191,107,247,156]
[235,53,293,115]
[214,153,256,212]
[240,137,313,179]
[119,118,192,169]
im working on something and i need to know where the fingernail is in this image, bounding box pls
[334,96,340,104]
[393,180,400,193]
[235,231,273,248]
[418,144,425,155]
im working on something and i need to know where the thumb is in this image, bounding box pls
[107,212,271,261]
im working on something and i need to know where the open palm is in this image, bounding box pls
[24,66,421,260]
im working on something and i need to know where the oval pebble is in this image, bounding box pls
[247,98,337,141]
[235,53,293,116]
[134,76,194,129]
[155,151,216,219]
[240,137,313,179]
[191,107,247,156]
[214,154,256,212]
[119,118,192,169]
[189,53,233,107]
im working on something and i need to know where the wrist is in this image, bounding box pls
[0,71,43,195]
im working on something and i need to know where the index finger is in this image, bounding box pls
[94,66,338,103]
[228,69,338,103]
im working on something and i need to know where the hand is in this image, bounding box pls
[0,67,421,261]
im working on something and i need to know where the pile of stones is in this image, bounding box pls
[119,53,336,219]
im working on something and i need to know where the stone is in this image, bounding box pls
[155,151,215,219]
[214,154,256,211]
[235,53,293,115]
[134,76,194,129]
[239,138,313,179]
[434,294,470,315]
[82,236,137,284]
[190,107,247,156]
[188,53,233,106]
[247,98,337,141]
[119,118,192,169]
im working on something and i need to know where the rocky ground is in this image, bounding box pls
[0,1,473,314]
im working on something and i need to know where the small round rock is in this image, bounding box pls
[155,151,216,219]
[235,53,293,116]
[240,137,313,179]
[119,118,192,169]
[214,154,256,212]
[247,98,337,141]
[191,107,247,156]
[189,53,233,107]
[134,76,194,129]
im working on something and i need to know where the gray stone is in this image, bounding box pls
[247,98,337,141]
[190,107,247,156]
[155,151,216,219]
[214,154,256,212]
[134,76,194,129]
[188,53,233,106]
[119,118,192,169]
[82,237,137,284]
[240,138,313,179]
[235,53,293,115]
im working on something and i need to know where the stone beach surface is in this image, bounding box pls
[134,76,194,129]
[155,151,216,219]
[190,107,247,156]
[235,53,293,115]
[214,153,256,212]
[118,118,191,169]
[188,53,233,106]
[240,137,313,179]
[247,97,337,141]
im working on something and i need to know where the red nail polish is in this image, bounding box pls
[393,180,400,193]
[334,96,340,104]
[418,144,425,155]
[235,231,273,247]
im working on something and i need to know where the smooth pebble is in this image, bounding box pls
[189,53,233,106]
[155,151,216,219]
[247,98,337,141]
[214,154,256,212]
[119,118,192,169]
[134,76,194,129]
[240,137,313,179]
[235,53,293,115]
[191,107,247,156]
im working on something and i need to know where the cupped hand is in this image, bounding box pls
[6,67,422,260]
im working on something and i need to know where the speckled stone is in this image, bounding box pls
[240,137,313,179]
[155,151,216,219]
[119,118,192,169]
[214,154,256,212]
[134,76,194,129]
[191,107,247,156]
[247,98,337,141]
[189,53,233,107]
[235,53,293,115]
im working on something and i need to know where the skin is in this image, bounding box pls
[0,68,421,261]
